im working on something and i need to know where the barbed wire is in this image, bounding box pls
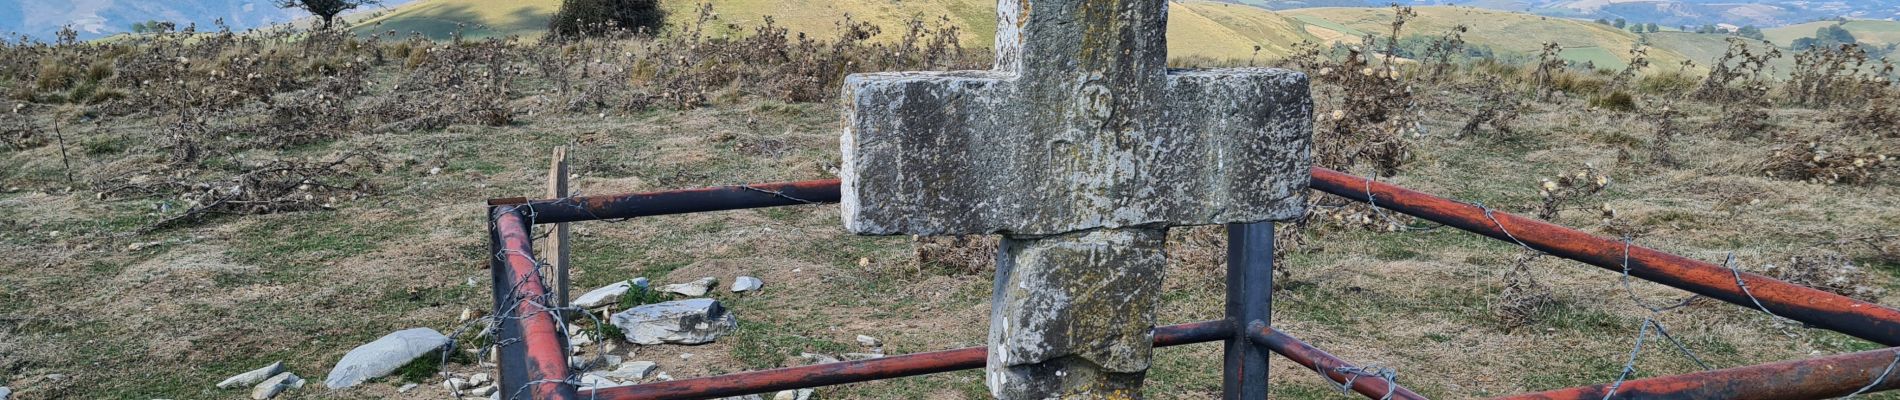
[482,205,611,400]
[1329,364,1399,400]
[1842,350,1900,399]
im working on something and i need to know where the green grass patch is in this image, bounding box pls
[726,319,851,370]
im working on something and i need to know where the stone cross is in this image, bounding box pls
[840,0,1311,398]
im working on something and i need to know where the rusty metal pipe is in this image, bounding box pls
[579,320,1232,400]
[1309,167,1900,346]
[491,206,579,400]
[1247,323,1429,400]
[521,179,843,224]
[1496,347,1900,400]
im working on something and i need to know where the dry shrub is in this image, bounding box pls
[1420,25,1467,82]
[1785,44,1893,107]
[1460,82,1522,137]
[1836,95,1900,139]
[1646,103,1684,168]
[1292,5,1421,178]
[1763,251,1885,301]
[1491,251,1551,332]
[1692,38,1780,103]
[1531,166,1611,221]
[1709,84,1773,139]
[1529,42,1572,99]
[1760,135,1894,185]
[116,152,383,231]
[1609,44,1650,91]
[912,235,996,276]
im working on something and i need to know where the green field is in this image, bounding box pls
[1765,20,1900,48]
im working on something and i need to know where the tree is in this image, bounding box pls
[275,0,378,30]
[1613,18,1627,29]
[1595,18,1611,25]
[1646,23,1659,33]
[1794,24,1858,50]
[549,0,665,38]
[1737,25,1765,40]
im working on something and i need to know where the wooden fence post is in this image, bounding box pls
[548,146,571,308]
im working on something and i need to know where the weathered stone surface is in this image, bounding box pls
[661,277,718,297]
[573,279,645,309]
[217,361,284,389]
[250,372,301,400]
[773,388,815,400]
[840,5,1310,236]
[839,0,1312,398]
[323,328,451,389]
[0,386,12,400]
[602,361,657,381]
[731,276,763,292]
[987,229,1167,398]
[610,298,738,345]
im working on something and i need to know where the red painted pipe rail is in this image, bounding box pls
[1248,323,1429,400]
[491,206,579,400]
[580,320,1232,400]
[1309,167,1900,346]
[1495,347,1900,400]
[521,179,843,224]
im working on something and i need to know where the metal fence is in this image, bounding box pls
[483,167,1900,400]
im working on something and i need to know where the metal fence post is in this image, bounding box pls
[1224,221,1274,399]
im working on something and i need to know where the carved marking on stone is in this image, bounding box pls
[839,0,1313,398]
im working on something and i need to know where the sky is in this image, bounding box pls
[1,0,415,41]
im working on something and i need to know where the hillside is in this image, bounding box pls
[1284,6,1693,70]
[1643,31,1805,74]
[355,0,1327,60]
[1764,20,1900,48]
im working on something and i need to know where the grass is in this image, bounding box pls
[4,6,1900,400]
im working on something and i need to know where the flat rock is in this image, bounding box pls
[578,373,630,389]
[250,372,301,400]
[774,388,815,400]
[0,386,10,400]
[610,298,738,345]
[396,383,418,393]
[731,276,763,292]
[842,352,885,361]
[217,361,284,389]
[602,361,658,381]
[323,327,451,389]
[661,277,718,297]
[574,280,645,309]
[855,335,880,347]
[571,355,623,370]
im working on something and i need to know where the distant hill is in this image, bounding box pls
[355,0,1328,61]
[1283,6,1691,70]
[351,0,1899,69]
[1403,0,1900,28]
[1764,20,1900,48]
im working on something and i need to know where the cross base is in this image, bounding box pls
[989,228,1168,399]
